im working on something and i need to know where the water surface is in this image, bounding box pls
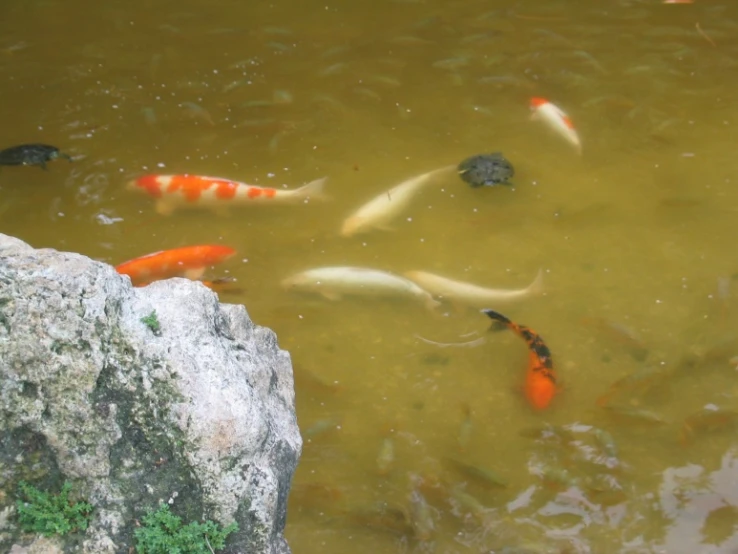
[2,0,738,552]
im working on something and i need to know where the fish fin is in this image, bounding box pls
[61,153,73,162]
[527,269,545,296]
[296,177,330,202]
[320,291,342,301]
[481,309,512,331]
[155,201,175,216]
[184,267,206,280]
[40,162,48,170]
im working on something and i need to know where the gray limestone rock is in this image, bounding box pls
[0,234,302,553]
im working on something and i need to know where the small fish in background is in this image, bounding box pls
[530,97,582,154]
[679,406,738,446]
[281,266,441,311]
[302,418,342,440]
[407,489,435,541]
[404,269,544,309]
[343,504,413,537]
[482,309,558,410]
[376,425,396,476]
[600,404,669,427]
[199,276,242,294]
[289,482,343,511]
[293,365,342,395]
[442,457,509,490]
[457,403,473,451]
[127,174,328,216]
[595,365,672,408]
[180,101,215,126]
[340,164,455,236]
[0,144,72,170]
[582,316,649,361]
[141,106,158,127]
[448,485,489,523]
[115,244,236,286]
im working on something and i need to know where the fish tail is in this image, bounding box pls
[424,295,442,311]
[481,309,513,332]
[528,269,545,295]
[295,177,330,201]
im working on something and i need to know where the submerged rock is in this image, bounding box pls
[0,234,302,553]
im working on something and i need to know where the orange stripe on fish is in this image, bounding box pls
[529,97,582,154]
[115,244,236,285]
[482,309,558,410]
[126,174,328,215]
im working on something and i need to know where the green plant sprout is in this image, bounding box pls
[140,311,161,335]
[134,503,238,554]
[15,481,93,537]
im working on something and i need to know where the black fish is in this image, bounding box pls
[0,144,72,170]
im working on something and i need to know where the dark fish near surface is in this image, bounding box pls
[0,144,72,170]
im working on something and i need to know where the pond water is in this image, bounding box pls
[3,0,738,552]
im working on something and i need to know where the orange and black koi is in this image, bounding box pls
[482,309,558,410]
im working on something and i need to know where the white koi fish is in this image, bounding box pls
[530,97,582,154]
[127,174,328,215]
[340,165,455,236]
[403,269,544,308]
[281,266,440,310]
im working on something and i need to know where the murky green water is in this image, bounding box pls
[3,0,738,552]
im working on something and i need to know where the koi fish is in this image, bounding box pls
[115,245,236,285]
[340,165,455,236]
[127,174,328,215]
[530,97,582,154]
[404,269,543,308]
[281,266,441,310]
[482,309,557,410]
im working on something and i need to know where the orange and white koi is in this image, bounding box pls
[530,97,582,154]
[127,174,328,215]
[115,245,236,286]
[482,309,558,410]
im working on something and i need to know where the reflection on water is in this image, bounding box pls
[2,0,738,552]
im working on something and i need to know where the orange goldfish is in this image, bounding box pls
[482,309,558,410]
[115,245,236,285]
[127,174,328,215]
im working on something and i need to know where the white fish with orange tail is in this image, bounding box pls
[341,165,455,236]
[281,266,440,310]
[530,97,582,154]
[403,269,544,308]
[127,174,328,215]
